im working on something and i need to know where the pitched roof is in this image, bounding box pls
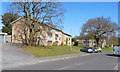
[10,16,24,24]
[10,16,71,37]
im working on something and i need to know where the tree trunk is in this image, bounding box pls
[95,37,100,47]
[29,28,35,46]
[94,37,100,47]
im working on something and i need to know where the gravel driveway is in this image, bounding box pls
[1,43,35,69]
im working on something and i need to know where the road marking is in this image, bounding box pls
[81,54,89,56]
[113,62,120,70]
[113,64,118,70]
[38,56,78,63]
[38,59,50,62]
[57,62,87,70]
[38,53,94,63]
[6,53,100,69]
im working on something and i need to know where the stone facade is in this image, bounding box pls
[11,17,72,46]
[78,39,106,47]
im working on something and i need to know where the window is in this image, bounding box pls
[55,34,58,37]
[48,32,52,37]
[87,41,89,43]
[55,34,59,41]
[55,38,57,40]
[56,41,58,43]
[48,33,52,41]
[80,42,82,44]
[48,41,52,43]
[84,41,86,44]
[69,38,70,40]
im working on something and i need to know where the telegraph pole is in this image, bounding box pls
[70,29,72,51]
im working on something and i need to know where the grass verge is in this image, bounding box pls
[102,47,113,52]
[22,46,81,57]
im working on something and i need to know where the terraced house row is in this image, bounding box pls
[11,16,72,46]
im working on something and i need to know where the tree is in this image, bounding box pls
[80,17,117,47]
[72,38,77,43]
[107,36,119,47]
[72,37,79,46]
[10,1,64,46]
[1,13,19,35]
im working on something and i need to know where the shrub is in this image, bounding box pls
[53,42,58,46]
[74,41,78,46]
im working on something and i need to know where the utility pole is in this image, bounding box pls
[70,29,72,51]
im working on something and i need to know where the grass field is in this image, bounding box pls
[22,46,82,57]
[102,47,114,52]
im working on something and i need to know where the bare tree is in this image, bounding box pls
[10,1,64,46]
[106,36,119,47]
[80,17,117,47]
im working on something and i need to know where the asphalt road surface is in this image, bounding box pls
[6,52,119,70]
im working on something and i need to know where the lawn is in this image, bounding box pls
[22,46,81,57]
[101,47,114,52]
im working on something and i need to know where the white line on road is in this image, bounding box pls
[38,53,94,63]
[113,62,120,70]
[113,64,118,70]
[38,56,79,63]
[57,62,87,70]
[14,53,101,69]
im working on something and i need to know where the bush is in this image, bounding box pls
[74,41,78,46]
[104,45,110,48]
[53,42,58,46]
[60,43,64,46]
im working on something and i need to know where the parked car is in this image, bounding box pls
[113,45,120,55]
[80,47,98,53]
[97,47,102,52]
[92,48,99,53]
[80,47,92,53]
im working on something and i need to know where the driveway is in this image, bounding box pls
[2,43,35,69]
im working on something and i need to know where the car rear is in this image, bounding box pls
[113,46,120,55]
[87,48,93,53]
[92,48,98,53]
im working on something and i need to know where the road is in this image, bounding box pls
[6,52,119,70]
